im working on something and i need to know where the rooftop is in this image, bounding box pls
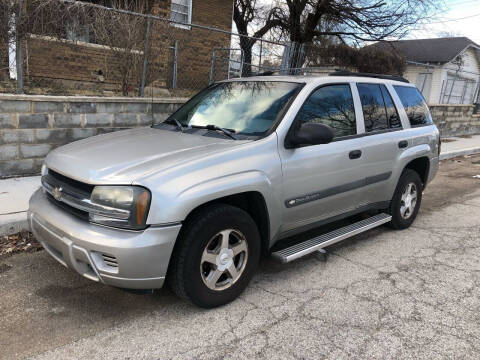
[368,37,480,64]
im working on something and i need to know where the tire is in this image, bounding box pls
[388,169,423,230]
[168,204,261,308]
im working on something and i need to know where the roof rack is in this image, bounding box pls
[329,70,410,83]
[250,70,276,77]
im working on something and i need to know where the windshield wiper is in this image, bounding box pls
[164,118,185,132]
[192,124,237,140]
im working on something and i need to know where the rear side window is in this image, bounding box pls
[380,85,401,128]
[357,83,388,132]
[394,86,433,127]
[296,84,357,138]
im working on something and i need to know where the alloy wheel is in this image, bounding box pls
[400,182,418,219]
[200,229,248,291]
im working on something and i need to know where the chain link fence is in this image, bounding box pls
[1,0,263,97]
[1,0,420,99]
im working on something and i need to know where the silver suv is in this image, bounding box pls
[28,73,440,308]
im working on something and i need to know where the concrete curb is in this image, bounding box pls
[439,147,480,160]
[0,213,29,237]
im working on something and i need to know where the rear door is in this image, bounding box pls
[353,82,407,207]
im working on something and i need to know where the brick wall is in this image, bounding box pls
[0,95,186,177]
[26,36,131,89]
[20,0,233,95]
[430,104,480,137]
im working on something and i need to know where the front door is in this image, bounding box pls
[279,83,367,233]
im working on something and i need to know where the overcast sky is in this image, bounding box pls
[243,0,480,44]
[407,0,480,43]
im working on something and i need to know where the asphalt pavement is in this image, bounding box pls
[1,154,480,360]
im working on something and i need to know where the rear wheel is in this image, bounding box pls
[388,169,423,229]
[168,204,261,308]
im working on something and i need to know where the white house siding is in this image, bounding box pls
[403,48,480,104]
[439,48,480,104]
[403,65,443,104]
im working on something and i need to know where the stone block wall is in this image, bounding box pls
[429,104,480,138]
[0,95,186,177]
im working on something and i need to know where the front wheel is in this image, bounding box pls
[168,204,261,308]
[388,169,423,230]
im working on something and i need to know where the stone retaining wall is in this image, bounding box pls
[1,96,479,177]
[429,104,480,138]
[0,95,186,177]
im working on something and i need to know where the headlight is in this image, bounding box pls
[89,186,151,230]
[41,163,48,176]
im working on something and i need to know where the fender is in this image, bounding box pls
[398,143,431,162]
[385,143,433,199]
[148,170,283,239]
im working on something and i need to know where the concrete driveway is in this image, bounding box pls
[1,155,480,360]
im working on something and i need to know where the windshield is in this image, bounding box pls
[160,81,303,136]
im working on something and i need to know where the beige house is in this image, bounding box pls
[371,37,480,105]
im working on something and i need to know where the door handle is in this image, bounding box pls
[398,140,408,149]
[349,150,362,159]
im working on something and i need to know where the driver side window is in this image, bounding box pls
[295,84,357,138]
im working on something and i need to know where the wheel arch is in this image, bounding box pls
[181,191,271,256]
[404,156,430,187]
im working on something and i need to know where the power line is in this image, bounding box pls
[429,11,480,24]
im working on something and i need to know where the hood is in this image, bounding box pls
[46,127,247,184]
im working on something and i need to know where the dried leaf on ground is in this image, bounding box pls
[0,232,42,257]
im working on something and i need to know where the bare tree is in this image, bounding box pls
[275,0,440,43]
[0,1,15,77]
[271,0,441,68]
[91,1,150,95]
[233,0,282,76]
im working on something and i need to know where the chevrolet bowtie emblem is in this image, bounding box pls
[52,187,63,200]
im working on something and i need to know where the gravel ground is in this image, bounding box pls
[1,155,480,360]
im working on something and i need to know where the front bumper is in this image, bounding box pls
[28,189,181,289]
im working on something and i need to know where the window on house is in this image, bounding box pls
[296,84,357,139]
[171,0,192,25]
[415,73,432,102]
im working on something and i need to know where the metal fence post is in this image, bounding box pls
[447,70,459,104]
[16,0,24,94]
[139,17,152,97]
[209,50,216,84]
[172,40,178,89]
[239,50,244,78]
[259,39,263,71]
[460,80,468,104]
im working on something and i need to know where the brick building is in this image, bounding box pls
[3,0,234,95]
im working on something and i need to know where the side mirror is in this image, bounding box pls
[287,123,334,148]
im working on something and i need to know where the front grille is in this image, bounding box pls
[48,169,94,198]
[42,170,93,221]
[45,192,89,221]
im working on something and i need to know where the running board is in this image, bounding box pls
[271,213,392,263]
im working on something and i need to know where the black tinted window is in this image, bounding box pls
[380,85,402,128]
[296,84,356,138]
[394,86,433,126]
[357,84,388,132]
